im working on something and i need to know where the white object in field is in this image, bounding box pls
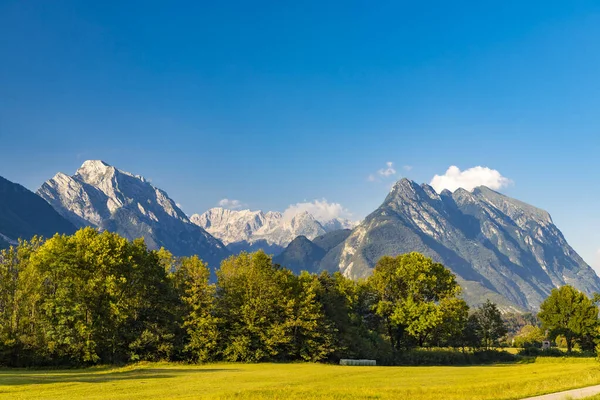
[340,359,376,366]
[542,340,551,350]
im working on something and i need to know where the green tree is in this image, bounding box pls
[513,324,545,348]
[214,251,293,362]
[0,236,45,366]
[171,255,218,362]
[470,300,507,350]
[502,312,539,337]
[284,272,336,362]
[368,252,463,350]
[538,285,598,353]
[7,228,178,365]
[431,297,470,348]
[314,271,387,362]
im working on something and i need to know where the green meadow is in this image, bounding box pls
[2,358,600,400]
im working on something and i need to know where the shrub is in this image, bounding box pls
[390,348,516,366]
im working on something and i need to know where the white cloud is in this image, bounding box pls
[430,166,512,193]
[217,198,245,210]
[368,161,397,182]
[403,165,413,171]
[283,199,353,223]
[378,161,396,177]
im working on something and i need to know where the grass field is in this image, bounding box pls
[1,358,600,400]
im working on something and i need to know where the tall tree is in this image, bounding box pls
[538,285,598,353]
[284,272,336,362]
[470,300,507,350]
[171,255,218,362]
[7,228,177,365]
[368,252,465,350]
[214,251,293,362]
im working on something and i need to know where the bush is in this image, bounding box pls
[517,347,595,357]
[390,348,516,366]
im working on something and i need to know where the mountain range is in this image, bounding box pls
[1,160,598,311]
[191,207,354,254]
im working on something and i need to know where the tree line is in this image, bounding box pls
[0,228,597,366]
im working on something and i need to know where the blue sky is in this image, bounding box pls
[1,1,600,270]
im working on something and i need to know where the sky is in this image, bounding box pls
[1,1,600,270]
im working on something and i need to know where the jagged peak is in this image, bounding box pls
[75,159,116,183]
[420,183,440,200]
[453,187,473,197]
[293,210,313,219]
[386,178,428,203]
[199,207,263,219]
[472,186,552,223]
[391,177,418,190]
[74,160,155,187]
[49,171,74,182]
[80,160,111,169]
[265,210,283,219]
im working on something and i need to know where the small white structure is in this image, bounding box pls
[542,340,551,350]
[340,359,376,366]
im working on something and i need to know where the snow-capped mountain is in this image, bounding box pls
[191,207,355,254]
[37,160,230,266]
[319,178,600,311]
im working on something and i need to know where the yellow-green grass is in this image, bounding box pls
[1,358,600,400]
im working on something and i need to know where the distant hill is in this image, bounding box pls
[273,236,326,274]
[273,229,352,274]
[0,175,76,248]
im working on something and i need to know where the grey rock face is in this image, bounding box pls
[321,178,600,311]
[37,160,230,267]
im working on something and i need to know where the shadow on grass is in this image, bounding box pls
[0,367,239,386]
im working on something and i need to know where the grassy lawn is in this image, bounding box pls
[1,358,600,400]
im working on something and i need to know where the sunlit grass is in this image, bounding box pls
[1,358,600,399]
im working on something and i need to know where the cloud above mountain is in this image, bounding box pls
[283,199,353,223]
[430,166,512,193]
[368,161,397,182]
[218,198,245,210]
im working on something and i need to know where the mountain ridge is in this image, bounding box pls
[37,160,230,267]
[191,206,355,254]
[320,178,600,310]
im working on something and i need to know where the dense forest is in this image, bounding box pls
[0,228,598,367]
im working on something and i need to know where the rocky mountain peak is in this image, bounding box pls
[321,180,600,311]
[75,160,115,183]
[37,161,230,267]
